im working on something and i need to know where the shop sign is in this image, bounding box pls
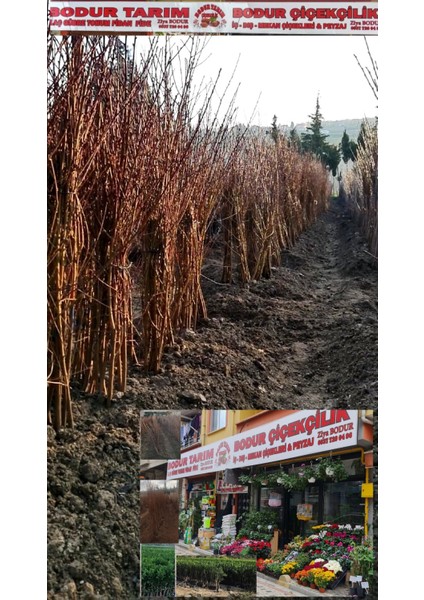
[216,481,248,494]
[48,2,378,36]
[297,503,313,520]
[167,410,359,480]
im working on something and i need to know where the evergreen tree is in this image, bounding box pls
[324,144,342,177]
[289,126,301,152]
[341,129,358,163]
[301,96,340,176]
[270,115,279,144]
[301,96,328,159]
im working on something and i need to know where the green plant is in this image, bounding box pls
[266,562,284,577]
[350,541,374,581]
[315,457,348,482]
[236,509,278,539]
[293,552,310,570]
[238,458,348,492]
[272,549,290,562]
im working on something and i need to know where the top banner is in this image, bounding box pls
[49,2,378,35]
[167,409,359,479]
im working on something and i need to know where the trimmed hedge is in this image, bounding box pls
[141,545,175,597]
[177,556,256,591]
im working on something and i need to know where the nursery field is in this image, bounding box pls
[141,544,176,597]
[140,481,179,543]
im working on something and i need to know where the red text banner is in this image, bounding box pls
[167,409,359,479]
[49,2,378,35]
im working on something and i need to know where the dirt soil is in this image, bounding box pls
[47,198,377,599]
[176,584,255,597]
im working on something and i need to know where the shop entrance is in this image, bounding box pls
[282,479,364,544]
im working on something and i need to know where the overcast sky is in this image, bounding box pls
[137,35,378,126]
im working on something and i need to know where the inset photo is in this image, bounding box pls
[140,544,176,598]
[140,410,181,460]
[172,409,375,597]
[176,556,257,596]
[140,480,179,543]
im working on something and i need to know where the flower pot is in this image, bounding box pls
[319,588,326,593]
[310,583,317,589]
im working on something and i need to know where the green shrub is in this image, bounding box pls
[141,545,175,597]
[293,552,310,570]
[237,509,278,540]
[350,542,374,582]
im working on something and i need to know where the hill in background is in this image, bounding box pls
[288,117,377,146]
[246,118,376,146]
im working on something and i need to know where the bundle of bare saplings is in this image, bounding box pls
[47,36,330,430]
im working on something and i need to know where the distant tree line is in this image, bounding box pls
[269,96,373,179]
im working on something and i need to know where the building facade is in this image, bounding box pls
[170,409,374,548]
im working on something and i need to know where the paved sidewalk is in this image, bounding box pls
[176,541,214,556]
[257,573,309,597]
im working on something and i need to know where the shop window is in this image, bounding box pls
[323,480,364,526]
[181,413,201,449]
[209,410,226,432]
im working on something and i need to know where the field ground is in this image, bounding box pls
[47,198,377,599]
[128,197,377,408]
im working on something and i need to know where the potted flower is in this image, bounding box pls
[294,569,309,586]
[314,570,336,592]
[281,561,298,576]
[315,457,348,482]
[306,568,323,588]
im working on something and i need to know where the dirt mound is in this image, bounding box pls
[47,198,377,598]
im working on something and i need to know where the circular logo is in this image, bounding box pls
[194,4,226,30]
[215,440,231,467]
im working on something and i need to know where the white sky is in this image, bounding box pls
[136,35,378,126]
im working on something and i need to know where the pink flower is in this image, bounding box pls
[337,542,343,547]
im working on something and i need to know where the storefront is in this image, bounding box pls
[168,410,373,548]
[250,450,368,544]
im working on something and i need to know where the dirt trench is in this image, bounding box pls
[47,198,377,599]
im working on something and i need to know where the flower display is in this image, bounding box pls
[323,560,343,574]
[220,538,271,559]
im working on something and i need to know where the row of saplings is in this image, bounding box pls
[177,556,257,593]
[218,518,374,596]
